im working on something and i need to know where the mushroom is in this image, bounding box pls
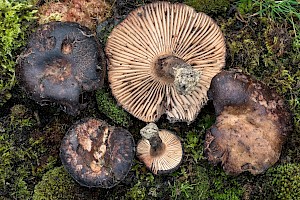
[106,2,226,123]
[60,118,135,188]
[204,71,293,175]
[137,123,183,174]
[17,22,105,115]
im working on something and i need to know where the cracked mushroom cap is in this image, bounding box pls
[205,71,293,175]
[60,118,135,188]
[137,129,183,174]
[106,2,226,123]
[17,22,104,115]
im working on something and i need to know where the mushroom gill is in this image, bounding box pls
[137,123,183,174]
[106,2,226,123]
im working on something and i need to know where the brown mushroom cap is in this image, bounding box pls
[60,118,135,188]
[205,71,293,175]
[137,129,183,174]
[106,2,226,123]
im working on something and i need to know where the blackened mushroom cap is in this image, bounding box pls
[17,22,105,115]
[106,2,226,123]
[205,71,293,175]
[137,128,183,175]
[60,118,135,188]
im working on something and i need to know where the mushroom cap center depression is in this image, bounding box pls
[43,58,72,83]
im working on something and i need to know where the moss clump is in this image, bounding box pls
[264,21,292,56]
[208,167,244,200]
[33,166,76,200]
[184,0,230,15]
[236,0,256,15]
[0,105,65,199]
[125,181,147,200]
[0,1,36,106]
[37,0,112,31]
[170,166,210,200]
[124,162,170,199]
[262,163,300,199]
[96,88,131,127]
[96,18,116,45]
[0,105,39,199]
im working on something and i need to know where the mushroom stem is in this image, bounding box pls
[140,123,163,152]
[153,55,200,95]
[148,136,163,152]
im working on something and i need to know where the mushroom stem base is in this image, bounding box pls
[152,55,200,95]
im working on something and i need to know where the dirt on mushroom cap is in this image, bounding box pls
[60,118,135,188]
[205,71,293,175]
[17,22,104,115]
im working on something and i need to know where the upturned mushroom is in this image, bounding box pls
[106,2,226,123]
[17,22,105,115]
[137,123,183,175]
[60,118,135,188]
[204,71,293,175]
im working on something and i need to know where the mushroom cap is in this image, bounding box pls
[60,118,135,188]
[205,71,293,175]
[106,2,226,123]
[17,22,104,115]
[137,129,183,174]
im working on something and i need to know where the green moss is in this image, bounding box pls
[262,163,300,199]
[236,0,256,15]
[124,161,171,199]
[184,0,230,15]
[0,105,63,199]
[0,105,39,199]
[170,166,210,200]
[96,19,115,45]
[125,181,146,200]
[0,0,37,106]
[184,131,205,163]
[33,166,76,200]
[208,167,244,200]
[96,88,131,127]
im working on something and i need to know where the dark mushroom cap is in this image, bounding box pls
[60,118,135,188]
[106,2,226,123]
[17,22,104,115]
[137,129,183,175]
[205,71,292,175]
